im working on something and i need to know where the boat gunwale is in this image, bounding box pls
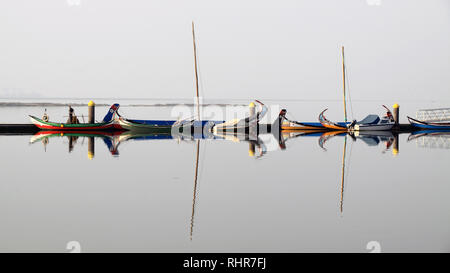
[407,116,450,127]
[118,117,174,128]
[29,115,113,128]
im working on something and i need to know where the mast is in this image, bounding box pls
[189,22,203,240]
[342,46,347,123]
[192,21,201,121]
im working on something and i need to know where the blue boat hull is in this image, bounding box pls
[129,119,176,126]
[410,123,450,130]
[408,116,450,130]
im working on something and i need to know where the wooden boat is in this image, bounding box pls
[278,109,328,131]
[30,104,120,131]
[319,109,396,132]
[318,109,348,130]
[212,100,268,133]
[407,116,450,130]
[281,120,327,131]
[352,115,395,131]
[172,120,224,140]
[350,105,395,131]
[110,102,176,132]
[116,116,175,132]
[29,116,116,131]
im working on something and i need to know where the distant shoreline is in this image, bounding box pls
[0,102,246,107]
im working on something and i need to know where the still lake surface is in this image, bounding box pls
[0,98,449,252]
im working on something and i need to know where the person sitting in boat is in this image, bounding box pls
[275,109,288,131]
[42,108,49,122]
[382,105,394,122]
[67,106,80,124]
[279,109,287,120]
[385,111,394,122]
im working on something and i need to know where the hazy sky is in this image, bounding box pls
[0,0,449,101]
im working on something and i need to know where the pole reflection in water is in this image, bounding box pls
[340,134,348,215]
[68,135,78,153]
[88,137,94,160]
[316,130,400,214]
[190,139,201,241]
[23,127,450,223]
[392,133,399,156]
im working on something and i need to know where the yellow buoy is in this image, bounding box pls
[249,102,256,117]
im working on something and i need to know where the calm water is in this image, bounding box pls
[0,99,449,252]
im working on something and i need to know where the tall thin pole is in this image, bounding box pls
[192,21,200,121]
[190,22,202,239]
[342,46,347,123]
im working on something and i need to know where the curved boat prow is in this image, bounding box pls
[29,115,39,125]
[254,100,268,122]
[102,103,120,122]
[318,109,348,130]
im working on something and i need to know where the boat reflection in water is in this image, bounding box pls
[211,130,298,158]
[28,127,405,160]
[318,130,397,152]
[26,128,450,237]
[29,130,124,158]
[314,130,399,214]
[210,129,402,216]
[28,126,225,159]
[407,130,450,150]
[212,129,399,160]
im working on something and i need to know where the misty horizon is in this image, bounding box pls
[0,0,449,102]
